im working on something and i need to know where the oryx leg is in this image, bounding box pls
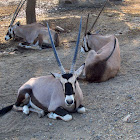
[19,42,42,50]
[47,107,72,121]
[13,105,44,117]
[29,100,45,118]
[18,42,33,48]
[13,104,30,115]
[13,89,44,116]
[13,89,31,115]
[77,105,86,113]
[33,34,43,50]
[13,90,30,115]
[29,108,44,118]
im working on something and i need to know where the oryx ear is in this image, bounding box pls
[15,21,20,26]
[51,72,61,79]
[74,63,85,78]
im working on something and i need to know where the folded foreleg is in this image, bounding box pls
[47,107,72,121]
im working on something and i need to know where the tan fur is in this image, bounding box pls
[83,34,121,82]
[16,75,83,112]
[6,22,59,47]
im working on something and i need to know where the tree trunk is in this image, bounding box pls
[26,0,36,24]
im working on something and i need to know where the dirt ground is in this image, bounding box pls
[0,0,140,139]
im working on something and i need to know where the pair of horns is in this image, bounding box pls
[10,0,26,26]
[47,17,82,74]
[84,0,108,34]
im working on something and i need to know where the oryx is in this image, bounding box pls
[5,0,59,49]
[0,18,85,121]
[81,2,120,82]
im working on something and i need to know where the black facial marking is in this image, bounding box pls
[62,74,76,96]
[83,46,87,52]
[9,34,12,39]
[6,32,9,35]
[6,29,13,39]
[87,32,91,35]
[65,82,74,95]
[87,41,91,51]
[6,32,12,39]
[74,80,77,89]
[62,73,73,80]
[83,37,91,52]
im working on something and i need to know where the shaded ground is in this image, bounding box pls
[0,0,140,139]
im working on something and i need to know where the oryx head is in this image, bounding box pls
[5,0,26,41]
[81,1,108,53]
[47,17,84,107]
[5,22,20,41]
[81,14,92,53]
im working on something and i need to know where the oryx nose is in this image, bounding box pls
[66,100,74,105]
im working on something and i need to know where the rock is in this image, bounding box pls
[122,114,131,122]
[126,94,133,99]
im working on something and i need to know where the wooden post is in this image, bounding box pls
[26,0,36,24]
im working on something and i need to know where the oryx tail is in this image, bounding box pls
[0,105,13,117]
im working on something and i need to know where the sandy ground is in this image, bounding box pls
[0,0,140,139]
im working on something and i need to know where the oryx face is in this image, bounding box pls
[5,26,14,41]
[81,35,91,53]
[52,64,84,107]
[61,73,76,106]
[5,22,20,41]
[52,73,77,107]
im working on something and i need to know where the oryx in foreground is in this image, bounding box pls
[81,4,120,82]
[0,18,85,121]
[5,0,59,49]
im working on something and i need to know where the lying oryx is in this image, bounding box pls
[5,0,59,49]
[0,18,85,121]
[81,33,120,82]
[81,12,120,82]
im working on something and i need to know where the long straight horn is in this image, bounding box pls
[88,0,108,33]
[10,0,26,26]
[84,13,90,36]
[47,23,66,74]
[10,0,23,26]
[69,17,82,74]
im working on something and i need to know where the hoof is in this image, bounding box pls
[47,112,57,120]
[23,105,29,115]
[77,107,86,113]
[62,114,72,121]
[47,112,72,121]
[38,110,45,118]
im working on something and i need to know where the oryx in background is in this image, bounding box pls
[5,0,59,49]
[0,18,85,121]
[81,1,121,82]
